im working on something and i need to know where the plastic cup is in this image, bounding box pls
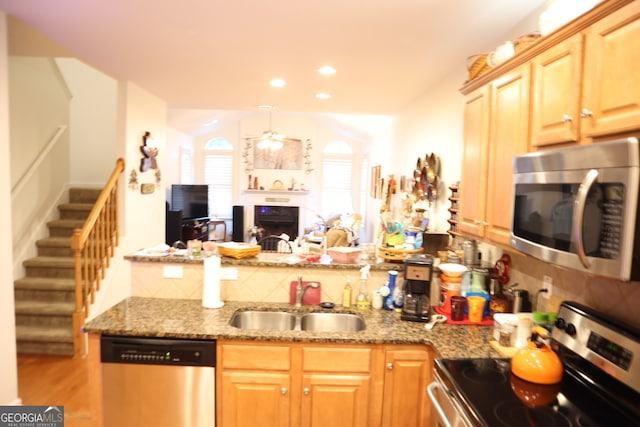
[468,296,486,323]
[450,296,467,321]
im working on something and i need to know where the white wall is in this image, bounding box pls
[0,11,20,405]
[56,58,118,186]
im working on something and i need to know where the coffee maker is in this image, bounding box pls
[401,254,433,322]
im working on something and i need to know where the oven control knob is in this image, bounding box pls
[555,317,566,330]
[565,323,577,337]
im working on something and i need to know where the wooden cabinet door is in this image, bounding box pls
[582,1,640,138]
[300,374,371,427]
[530,33,583,147]
[219,371,291,427]
[381,347,433,427]
[485,66,531,247]
[459,87,490,239]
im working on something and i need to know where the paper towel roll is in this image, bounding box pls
[202,255,224,309]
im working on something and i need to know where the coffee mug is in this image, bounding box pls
[450,296,467,321]
[467,295,486,323]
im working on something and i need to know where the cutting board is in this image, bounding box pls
[289,281,322,305]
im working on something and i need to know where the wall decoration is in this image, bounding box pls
[140,183,155,194]
[253,140,303,170]
[128,169,139,190]
[140,131,159,172]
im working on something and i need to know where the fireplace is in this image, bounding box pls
[254,205,299,240]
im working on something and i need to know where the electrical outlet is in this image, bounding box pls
[543,275,553,299]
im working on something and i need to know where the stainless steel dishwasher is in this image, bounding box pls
[100,335,216,427]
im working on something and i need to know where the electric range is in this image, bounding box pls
[429,301,640,427]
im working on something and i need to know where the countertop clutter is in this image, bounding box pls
[84,297,499,359]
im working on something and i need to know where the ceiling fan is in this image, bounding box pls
[245,106,303,150]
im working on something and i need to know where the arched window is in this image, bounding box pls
[204,138,233,218]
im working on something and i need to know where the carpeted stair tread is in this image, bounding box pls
[14,276,75,291]
[15,300,75,315]
[23,256,76,268]
[69,188,102,204]
[36,237,72,248]
[47,219,86,228]
[16,325,74,342]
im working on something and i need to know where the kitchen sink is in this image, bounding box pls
[228,311,297,331]
[300,312,366,332]
[229,310,366,332]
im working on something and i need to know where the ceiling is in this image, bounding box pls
[0,0,545,136]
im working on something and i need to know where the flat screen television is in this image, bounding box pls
[171,185,209,219]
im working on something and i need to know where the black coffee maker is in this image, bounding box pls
[401,254,434,322]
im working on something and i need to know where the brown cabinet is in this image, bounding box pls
[218,341,433,427]
[459,66,530,247]
[531,1,640,147]
[219,343,292,427]
[380,346,434,427]
[219,342,375,427]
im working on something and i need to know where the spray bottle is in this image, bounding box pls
[356,264,371,311]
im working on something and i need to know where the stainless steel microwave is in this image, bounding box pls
[511,137,640,281]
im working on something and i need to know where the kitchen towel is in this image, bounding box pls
[202,255,224,309]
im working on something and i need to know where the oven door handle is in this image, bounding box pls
[427,382,454,427]
[572,168,598,269]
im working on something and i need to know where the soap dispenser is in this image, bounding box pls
[356,264,371,311]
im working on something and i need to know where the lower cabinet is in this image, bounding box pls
[381,346,435,427]
[218,341,434,427]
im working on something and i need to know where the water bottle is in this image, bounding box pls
[383,271,398,310]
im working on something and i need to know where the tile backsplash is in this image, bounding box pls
[505,249,640,329]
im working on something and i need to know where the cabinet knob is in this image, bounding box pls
[562,114,573,123]
[303,387,311,395]
[482,221,489,227]
[387,362,394,370]
[580,108,593,118]
[280,387,288,395]
[473,219,480,225]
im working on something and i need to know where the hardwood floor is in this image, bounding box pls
[17,352,93,427]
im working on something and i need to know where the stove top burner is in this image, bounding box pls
[461,359,509,385]
[493,400,571,427]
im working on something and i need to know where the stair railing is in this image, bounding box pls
[70,158,125,358]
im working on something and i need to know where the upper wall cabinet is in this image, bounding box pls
[582,1,640,138]
[531,1,640,147]
[459,66,530,246]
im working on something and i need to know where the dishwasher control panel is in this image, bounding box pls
[101,335,216,367]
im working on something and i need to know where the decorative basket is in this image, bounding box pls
[377,246,424,263]
[514,32,541,54]
[466,53,492,82]
[217,242,261,259]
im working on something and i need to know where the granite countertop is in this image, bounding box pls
[84,297,500,359]
[124,252,401,271]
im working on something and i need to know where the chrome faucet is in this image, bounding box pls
[294,276,319,308]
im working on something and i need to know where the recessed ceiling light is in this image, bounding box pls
[202,119,218,126]
[317,66,336,75]
[315,93,331,100]
[270,78,287,88]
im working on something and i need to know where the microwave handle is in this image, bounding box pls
[572,169,599,269]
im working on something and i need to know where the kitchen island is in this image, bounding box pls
[84,297,498,358]
[85,297,499,427]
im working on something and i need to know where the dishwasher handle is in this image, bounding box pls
[427,382,454,427]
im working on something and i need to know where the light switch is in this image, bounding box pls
[220,267,238,280]
[163,265,183,279]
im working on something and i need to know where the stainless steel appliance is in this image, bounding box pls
[401,254,433,322]
[510,137,640,281]
[428,301,640,426]
[101,336,216,427]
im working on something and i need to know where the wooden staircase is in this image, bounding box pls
[14,188,101,356]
